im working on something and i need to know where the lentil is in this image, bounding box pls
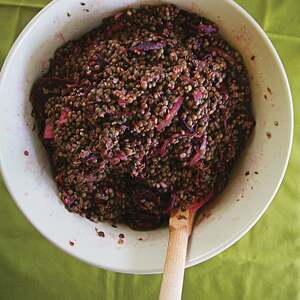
[97,231,105,238]
[31,4,255,230]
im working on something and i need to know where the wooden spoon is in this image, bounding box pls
[159,207,195,300]
[159,194,212,300]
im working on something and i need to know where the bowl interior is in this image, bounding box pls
[0,0,293,274]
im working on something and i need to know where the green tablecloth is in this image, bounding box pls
[0,1,299,299]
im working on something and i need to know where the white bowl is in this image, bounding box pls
[0,0,293,274]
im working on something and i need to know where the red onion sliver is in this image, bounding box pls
[130,41,166,52]
[43,121,54,139]
[193,90,203,103]
[189,192,214,213]
[57,109,69,125]
[189,135,207,166]
[156,96,184,132]
[196,24,218,34]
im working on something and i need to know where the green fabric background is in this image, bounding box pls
[0,0,299,299]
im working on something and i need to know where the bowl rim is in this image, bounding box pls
[0,0,294,274]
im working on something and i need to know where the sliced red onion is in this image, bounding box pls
[85,174,97,183]
[64,195,76,206]
[196,24,218,34]
[117,98,126,108]
[86,155,97,162]
[189,135,207,166]
[156,96,184,133]
[114,12,123,20]
[159,139,170,156]
[189,192,213,213]
[193,90,203,104]
[116,151,128,161]
[130,41,166,52]
[200,135,208,151]
[57,109,69,125]
[164,193,179,214]
[189,152,202,167]
[43,120,54,139]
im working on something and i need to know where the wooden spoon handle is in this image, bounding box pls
[159,219,189,300]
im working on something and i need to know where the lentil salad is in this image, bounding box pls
[31,4,255,230]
